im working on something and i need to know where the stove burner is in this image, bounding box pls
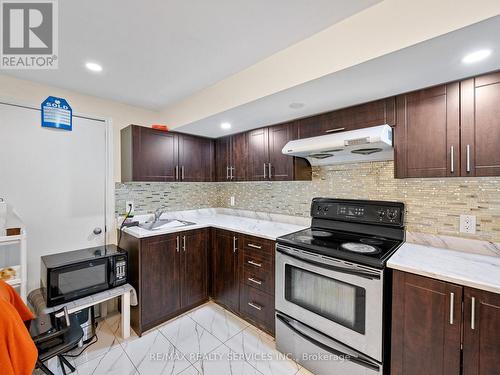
[360,238,384,246]
[311,230,332,238]
[341,242,381,254]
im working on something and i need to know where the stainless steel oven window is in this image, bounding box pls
[284,264,366,334]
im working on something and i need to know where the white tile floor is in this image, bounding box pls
[35,302,314,375]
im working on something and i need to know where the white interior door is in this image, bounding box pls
[0,102,107,291]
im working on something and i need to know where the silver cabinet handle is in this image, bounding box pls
[175,165,179,180]
[231,166,234,180]
[466,144,471,173]
[268,163,272,179]
[176,235,180,252]
[450,146,454,174]
[248,277,262,285]
[247,260,262,267]
[182,235,186,252]
[325,127,345,133]
[233,236,237,253]
[263,163,266,179]
[449,292,454,324]
[471,297,476,330]
[226,166,229,180]
[181,166,185,180]
[248,302,262,311]
[247,243,262,249]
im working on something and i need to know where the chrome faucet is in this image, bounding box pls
[154,206,167,222]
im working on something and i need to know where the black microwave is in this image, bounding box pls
[41,244,127,307]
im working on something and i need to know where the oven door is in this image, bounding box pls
[276,244,383,361]
[48,258,110,306]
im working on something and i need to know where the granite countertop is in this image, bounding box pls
[121,208,310,241]
[388,242,500,294]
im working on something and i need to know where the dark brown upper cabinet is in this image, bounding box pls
[297,97,396,139]
[121,125,179,182]
[121,125,214,182]
[394,83,460,178]
[215,132,247,181]
[247,122,311,181]
[460,72,500,177]
[395,71,500,178]
[177,133,214,182]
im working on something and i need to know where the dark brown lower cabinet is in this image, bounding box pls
[121,229,208,335]
[463,287,500,375]
[392,270,500,375]
[212,229,276,334]
[212,229,240,312]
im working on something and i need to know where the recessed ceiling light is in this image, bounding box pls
[462,49,491,64]
[289,102,305,109]
[85,62,103,72]
[220,122,231,130]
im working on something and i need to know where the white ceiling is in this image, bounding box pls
[3,0,379,109]
[177,16,500,138]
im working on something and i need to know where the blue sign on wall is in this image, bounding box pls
[41,96,72,130]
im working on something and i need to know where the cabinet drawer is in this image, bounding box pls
[242,266,274,295]
[240,284,275,333]
[242,236,274,255]
[243,252,272,272]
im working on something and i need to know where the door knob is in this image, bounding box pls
[93,227,102,235]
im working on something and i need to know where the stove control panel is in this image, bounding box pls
[311,198,404,226]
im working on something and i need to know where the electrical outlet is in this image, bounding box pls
[230,196,235,206]
[125,201,134,214]
[460,214,476,234]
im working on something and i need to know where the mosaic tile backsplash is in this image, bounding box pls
[115,182,219,215]
[116,161,500,242]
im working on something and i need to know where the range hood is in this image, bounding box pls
[282,124,393,166]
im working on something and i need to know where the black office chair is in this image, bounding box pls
[30,307,83,375]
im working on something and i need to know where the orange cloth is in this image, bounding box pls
[0,280,37,375]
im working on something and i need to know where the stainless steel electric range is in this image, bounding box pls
[275,198,405,375]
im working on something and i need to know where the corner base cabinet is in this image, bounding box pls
[391,270,500,375]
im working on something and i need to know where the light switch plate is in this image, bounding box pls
[230,196,235,206]
[460,214,476,234]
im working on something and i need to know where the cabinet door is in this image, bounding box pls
[297,114,325,139]
[247,127,269,180]
[391,271,462,375]
[394,83,460,178]
[215,136,231,181]
[212,230,239,312]
[231,132,247,181]
[180,229,208,308]
[178,133,214,182]
[463,287,500,375]
[132,126,178,182]
[268,122,296,181]
[141,235,180,326]
[461,72,500,177]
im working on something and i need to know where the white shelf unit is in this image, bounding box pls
[0,205,27,301]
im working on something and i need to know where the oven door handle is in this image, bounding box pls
[276,313,381,372]
[276,246,380,280]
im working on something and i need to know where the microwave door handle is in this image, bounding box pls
[276,313,380,372]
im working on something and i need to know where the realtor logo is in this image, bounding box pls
[1,0,58,69]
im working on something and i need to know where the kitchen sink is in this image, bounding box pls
[138,219,195,231]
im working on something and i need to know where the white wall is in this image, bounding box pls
[0,75,162,182]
